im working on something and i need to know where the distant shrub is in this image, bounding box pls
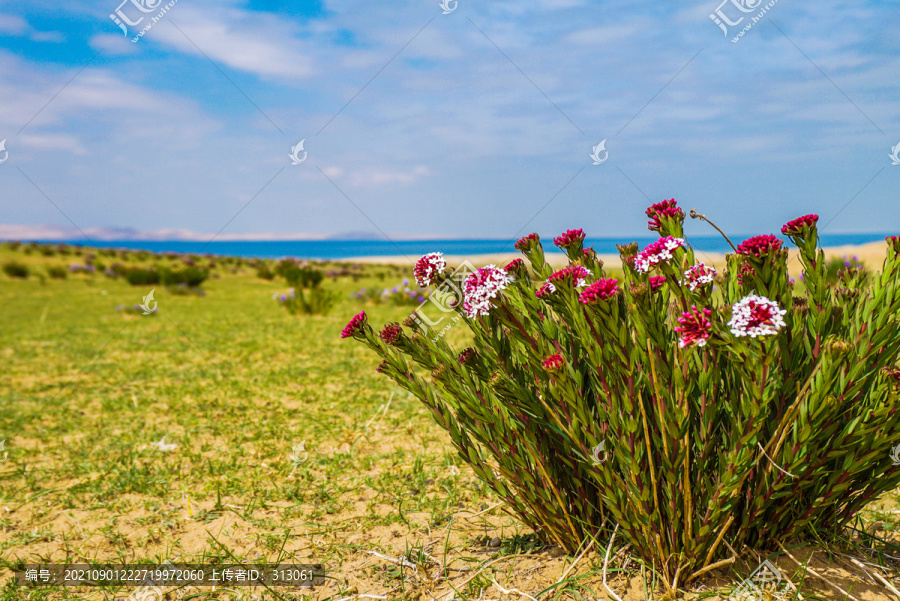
[124,267,160,286]
[256,265,275,280]
[69,264,95,275]
[161,267,208,288]
[2,262,29,278]
[283,265,324,289]
[47,266,68,279]
[6,241,21,251]
[274,287,337,315]
[39,246,56,256]
[825,254,865,284]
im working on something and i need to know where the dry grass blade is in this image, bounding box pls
[603,523,624,601]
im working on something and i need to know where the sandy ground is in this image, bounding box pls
[347,241,890,273]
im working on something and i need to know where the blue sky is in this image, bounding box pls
[0,0,898,241]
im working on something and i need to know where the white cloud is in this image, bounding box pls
[89,33,139,55]
[146,6,316,80]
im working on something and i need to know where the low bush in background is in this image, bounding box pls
[2,262,30,278]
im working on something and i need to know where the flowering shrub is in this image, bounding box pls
[351,279,427,306]
[69,263,96,274]
[824,254,866,285]
[274,287,336,315]
[343,201,900,592]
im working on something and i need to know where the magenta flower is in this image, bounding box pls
[887,236,900,253]
[463,265,512,318]
[535,282,556,298]
[542,354,564,370]
[736,235,782,258]
[634,237,684,273]
[504,258,526,276]
[414,252,446,287]
[578,278,619,304]
[514,233,540,252]
[457,348,475,364]
[728,295,786,338]
[341,311,368,339]
[645,199,684,231]
[548,265,592,287]
[682,263,717,291]
[675,306,713,348]
[649,276,666,292]
[737,262,756,285]
[553,228,585,250]
[781,214,818,236]
[380,323,402,345]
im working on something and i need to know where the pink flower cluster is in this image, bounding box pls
[682,263,717,291]
[341,311,367,339]
[463,265,512,318]
[736,235,782,258]
[553,228,585,249]
[649,276,666,292]
[380,323,402,345]
[414,252,446,287]
[578,278,620,304]
[504,258,526,277]
[536,282,555,298]
[514,233,539,252]
[548,265,592,288]
[542,354,565,370]
[645,199,684,231]
[781,214,818,236]
[675,306,713,348]
[728,295,787,338]
[634,237,684,273]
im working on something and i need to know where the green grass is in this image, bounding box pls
[0,242,898,600]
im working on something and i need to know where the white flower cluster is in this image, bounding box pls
[683,263,717,291]
[728,294,787,338]
[463,265,512,318]
[634,237,684,273]
[414,252,447,287]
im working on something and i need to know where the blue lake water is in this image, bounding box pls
[24,233,891,260]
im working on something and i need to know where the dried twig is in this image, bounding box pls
[849,557,900,599]
[491,577,537,601]
[603,524,624,601]
[689,208,737,252]
[776,541,860,601]
[556,537,595,584]
[439,554,537,601]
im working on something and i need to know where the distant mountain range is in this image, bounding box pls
[0,224,448,242]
